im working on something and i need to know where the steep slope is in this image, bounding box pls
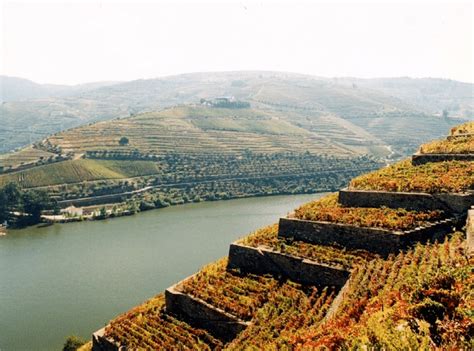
[88,124,473,350]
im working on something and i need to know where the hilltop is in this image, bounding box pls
[1,71,470,154]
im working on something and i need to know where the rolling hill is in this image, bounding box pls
[1,71,470,155]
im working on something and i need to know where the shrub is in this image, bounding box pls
[62,335,86,351]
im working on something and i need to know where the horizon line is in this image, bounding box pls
[2,69,473,87]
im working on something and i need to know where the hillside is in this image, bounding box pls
[1,71,470,154]
[43,105,364,157]
[0,104,384,208]
[87,124,473,350]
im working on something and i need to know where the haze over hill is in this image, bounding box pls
[0,71,471,156]
[0,76,119,103]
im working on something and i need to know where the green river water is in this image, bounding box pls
[0,193,326,351]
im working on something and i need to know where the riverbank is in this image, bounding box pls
[0,193,325,350]
[18,190,333,231]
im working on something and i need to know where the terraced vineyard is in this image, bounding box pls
[293,233,472,349]
[44,106,356,157]
[418,121,474,155]
[451,121,474,135]
[179,259,280,321]
[225,284,336,350]
[240,224,378,270]
[0,146,57,170]
[104,295,223,350]
[4,72,468,156]
[0,159,163,188]
[349,159,474,193]
[294,193,446,231]
[88,123,472,350]
[0,153,380,214]
[419,135,474,154]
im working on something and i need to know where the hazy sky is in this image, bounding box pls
[1,0,472,85]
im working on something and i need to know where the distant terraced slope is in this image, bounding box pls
[45,105,361,156]
[0,159,163,188]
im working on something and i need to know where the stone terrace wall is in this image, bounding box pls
[279,217,455,257]
[92,327,120,351]
[339,188,474,215]
[412,153,474,166]
[227,243,350,289]
[165,285,248,342]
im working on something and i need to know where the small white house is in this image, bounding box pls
[61,205,83,217]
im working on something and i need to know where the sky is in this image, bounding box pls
[1,0,473,85]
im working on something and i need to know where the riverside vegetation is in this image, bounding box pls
[0,183,56,227]
[0,153,381,225]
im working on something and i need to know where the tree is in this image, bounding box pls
[0,183,21,223]
[119,136,129,146]
[22,189,52,224]
[99,206,107,218]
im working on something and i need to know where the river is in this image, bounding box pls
[0,193,326,351]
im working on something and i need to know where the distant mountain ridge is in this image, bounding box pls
[0,71,472,155]
[0,76,120,103]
